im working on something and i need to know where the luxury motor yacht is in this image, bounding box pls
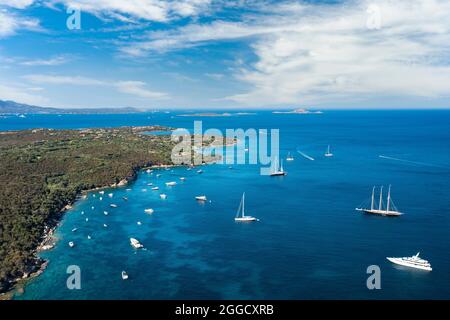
[387,252,432,271]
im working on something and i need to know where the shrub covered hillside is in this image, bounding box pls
[0,126,175,293]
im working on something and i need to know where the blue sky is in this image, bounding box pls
[1,0,450,109]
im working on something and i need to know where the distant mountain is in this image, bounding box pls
[0,100,142,114]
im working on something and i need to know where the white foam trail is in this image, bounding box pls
[379,155,448,169]
[297,151,315,161]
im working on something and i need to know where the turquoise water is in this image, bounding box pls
[4,111,450,299]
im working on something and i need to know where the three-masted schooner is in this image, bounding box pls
[356,185,403,216]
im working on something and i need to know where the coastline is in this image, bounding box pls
[1,159,221,300]
[1,162,180,300]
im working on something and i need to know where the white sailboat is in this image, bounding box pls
[324,145,333,157]
[234,193,258,222]
[356,185,403,216]
[286,152,294,161]
[270,157,286,176]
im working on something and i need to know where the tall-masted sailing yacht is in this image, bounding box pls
[235,193,259,222]
[356,185,403,216]
[270,157,286,176]
[324,145,333,157]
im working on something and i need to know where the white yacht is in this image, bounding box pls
[286,152,294,161]
[110,204,118,208]
[103,211,109,215]
[166,181,177,186]
[270,157,286,176]
[108,193,113,198]
[145,208,154,214]
[160,194,167,199]
[235,193,259,222]
[130,238,144,249]
[151,187,159,191]
[68,241,75,248]
[99,191,105,195]
[87,235,91,240]
[324,145,334,157]
[387,253,432,271]
[356,185,403,217]
[196,195,207,201]
[122,271,129,280]
[197,169,203,174]
[180,177,186,181]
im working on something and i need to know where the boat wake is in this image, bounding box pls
[296,150,315,161]
[379,155,449,169]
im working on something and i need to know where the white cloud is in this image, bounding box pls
[0,10,40,37]
[0,83,47,105]
[47,0,212,22]
[0,0,34,9]
[205,73,224,80]
[20,55,71,66]
[23,74,169,100]
[23,74,106,85]
[116,81,168,99]
[120,0,450,106]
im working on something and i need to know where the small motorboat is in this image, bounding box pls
[165,181,177,186]
[195,196,207,202]
[103,211,109,215]
[122,271,129,280]
[72,228,78,232]
[69,241,75,248]
[110,204,118,208]
[130,238,144,249]
[151,187,159,191]
[160,194,167,200]
[145,208,154,214]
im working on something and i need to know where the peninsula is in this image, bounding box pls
[0,126,227,297]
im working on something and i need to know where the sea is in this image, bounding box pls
[2,110,450,300]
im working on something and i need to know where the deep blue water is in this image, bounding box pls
[3,110,450,299]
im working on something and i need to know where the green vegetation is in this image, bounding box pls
[0,126,176,293]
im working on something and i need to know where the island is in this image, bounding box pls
[272,108,323,114]
[0,126,228,297]
[177,112,255,117]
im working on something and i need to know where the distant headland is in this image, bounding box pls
[273,108,323,114]
[177,112,255,117]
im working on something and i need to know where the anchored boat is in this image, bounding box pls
[356,185,403,216]
[387,252,432,271]
[234,193,258,222]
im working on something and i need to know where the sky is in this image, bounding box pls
[1,0,450,110]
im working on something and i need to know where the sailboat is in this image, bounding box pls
[234,193,258,222]
[270,157,286,176]
[286,152,294,161]
[356,185,403,216]
[324,145,333,157]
